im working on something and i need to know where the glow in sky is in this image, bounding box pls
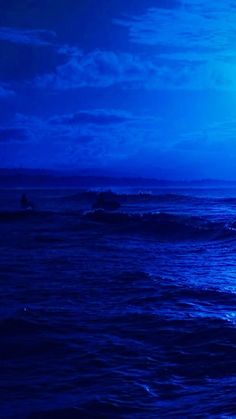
[1,0,236,179]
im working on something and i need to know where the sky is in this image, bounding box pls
[1,0,236,179]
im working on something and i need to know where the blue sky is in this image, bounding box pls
[1,0,236,179]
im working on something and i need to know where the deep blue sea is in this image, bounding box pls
[1,186,236,418]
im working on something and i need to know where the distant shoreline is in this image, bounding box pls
[0,168,236,188]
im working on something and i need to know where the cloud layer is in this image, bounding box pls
[35,48,211,90]
[35,50,161,89]
[2,0,236,91]
[50,109,136,125]
[115,0,236,51]
[0,26,56,46]
[115,0,236,89]
[0,108,162,169]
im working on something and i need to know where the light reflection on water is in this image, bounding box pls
[0,187,236,418]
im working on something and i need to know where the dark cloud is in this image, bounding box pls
[0,41,61,83]
[0,26,80,83]
[50,109,134,125]
[0,128,27,141]
[0,109,162,170]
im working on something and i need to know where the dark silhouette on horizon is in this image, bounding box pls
[92,191,120,211]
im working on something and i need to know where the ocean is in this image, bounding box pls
[1,186,236,418]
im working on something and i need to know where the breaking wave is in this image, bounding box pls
[82,210,236,241]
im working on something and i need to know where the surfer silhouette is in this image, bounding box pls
[92,191,120,211]
[20,193,33,210]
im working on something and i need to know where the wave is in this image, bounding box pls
[82,210,236,241]
[61,190,203,205]
[61,189,236,208]
[1,207,236,241]
[1,208,235,241]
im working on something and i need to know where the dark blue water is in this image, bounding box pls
[1,187,236,418]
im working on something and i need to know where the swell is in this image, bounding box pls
[61,190,204,205]
[82,210,236,241]
[61,190,236,207]
[2,272,236,419]
[1,208,235,241]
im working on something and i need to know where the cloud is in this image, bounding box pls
[10,110,138,144]
[0,26,77,83]
[173,119,236,154]
[0,83,15,97]
[7,109,236,176]
[1,109,162,168]
[35,48,209,91]
[33,50,212,90]
[33,45,236,91]
[34,50,161,89]
[1,2,235,91]
[14,113,63,142]
[115,1,236,51]
[0,128,27,142]
[0,26,56,46]
[50,109,135,126]
[114,0,236,89]
[45,110,160,155]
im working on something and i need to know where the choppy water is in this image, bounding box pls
[1,187,236,418]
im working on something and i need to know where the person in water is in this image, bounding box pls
[92,191,120,211]
[20,193,33,210]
